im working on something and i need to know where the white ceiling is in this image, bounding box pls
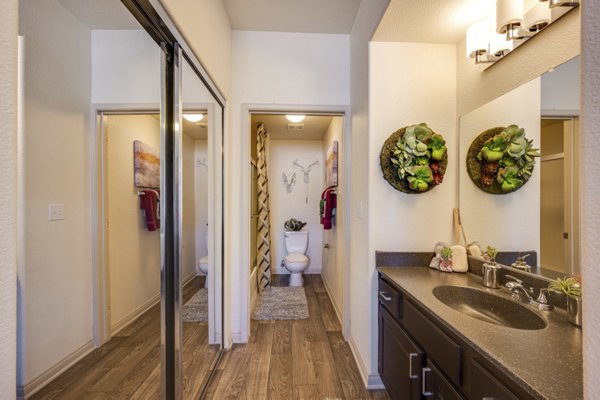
[373,0,495,43]
[58,0,141,29]
[252,114,336,140]
[223,0,362,34]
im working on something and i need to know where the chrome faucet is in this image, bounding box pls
[505,275,553,311]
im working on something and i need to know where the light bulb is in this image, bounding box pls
[286,115,305,123]
[183,114,204,123]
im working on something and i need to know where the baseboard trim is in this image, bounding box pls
[111,271,196,336]
[320,273,343,325]
[305,267,322,274]
[367,375,385,389]
[111,292,161,335]
[18,339,95,399]
[347,335,370,388]
[231,332,243,343]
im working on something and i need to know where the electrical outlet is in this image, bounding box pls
[48,204,65,221]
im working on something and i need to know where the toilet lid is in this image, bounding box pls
[199,256,209,264]
[284,253,308,263]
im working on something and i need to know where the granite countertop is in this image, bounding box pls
[377,266,583,400]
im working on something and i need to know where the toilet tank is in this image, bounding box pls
[284,230,309,254]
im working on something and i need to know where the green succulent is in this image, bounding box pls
[504,125,527,158]
[404,124,433,157]
[548,277,582,299]
[390,140,413,179]
[478,133,509,162]
[406,165,433,192]
[485,245,498,262]
[496,165,524,193]
[429,134,447,161]
[440,246,452,260]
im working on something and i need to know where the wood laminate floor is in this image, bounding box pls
[31,274,388,400]
[204,274,389,400]
[31,276,218,400]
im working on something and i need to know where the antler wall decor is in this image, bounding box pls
[282,171,296,193]
[293,159,319,203]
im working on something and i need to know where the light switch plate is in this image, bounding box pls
[48,203,65,221]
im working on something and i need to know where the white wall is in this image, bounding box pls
[194,140,209,268]
[105,115,161,330]
[322,117,344,315]
[581,2,600,397]
[348,0,389,387]
[19,0,93,386]
[457,8,579,116]
[541,56,580,113]
[159,0,232,98]
[366,41,457,379]
[181,132,197,280]
[459,79,541,254]
[269,140,324,274]
[0,0,18,396]
[231,30,350,340]
[92,30,161,104]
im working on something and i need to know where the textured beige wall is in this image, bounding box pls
[106,115,161,330]
[0,0,18,396]
[457,8,580,117]
[581,2,600,398]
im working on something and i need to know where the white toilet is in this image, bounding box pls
[283,230,310,287]
[197,231,209,288]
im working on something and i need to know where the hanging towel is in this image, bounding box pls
[320,187,337,230]
[139,189,160,231]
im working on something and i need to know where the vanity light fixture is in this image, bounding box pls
[286,114,305,123]
[183,113,204,123]
[465,0,578,65]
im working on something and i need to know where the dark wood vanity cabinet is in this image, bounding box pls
[378,274,528,400]
[379,306,423,400]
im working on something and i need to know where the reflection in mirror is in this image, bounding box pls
[459,56,580,280]
[18,1,224,398]
[179,56,224,398]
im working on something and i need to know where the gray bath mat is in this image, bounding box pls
[251,286,309,320]
[182,288,208,322]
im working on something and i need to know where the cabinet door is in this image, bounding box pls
[379,306,423,400]
[468,359,519,400]
[422,360,463,400]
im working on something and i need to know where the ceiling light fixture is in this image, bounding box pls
[183,113,204,123]
[465,0,578,65]
[286,115,305,123]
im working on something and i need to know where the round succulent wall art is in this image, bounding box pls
[380,123,448,194]
[467,125,540,194]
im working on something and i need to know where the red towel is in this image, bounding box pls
[320,187,336,230]
[139,189,160,231]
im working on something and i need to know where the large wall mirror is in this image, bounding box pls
[459,56,580,280]
[17,0,224,398]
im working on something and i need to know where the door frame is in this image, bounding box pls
[239,104,352,342]
[91,102,219,346]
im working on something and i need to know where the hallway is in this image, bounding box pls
[204,275,389,399]
[30,275,387,399]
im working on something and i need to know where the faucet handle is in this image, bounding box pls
[535,288,554,311]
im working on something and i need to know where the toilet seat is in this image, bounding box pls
[284,253,308,267]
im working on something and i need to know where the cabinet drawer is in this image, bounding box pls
[403,300,462,386]
[468,359,519,400]
[422,360,463,400]
[379,305,423,400]
[379,278,402,320]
